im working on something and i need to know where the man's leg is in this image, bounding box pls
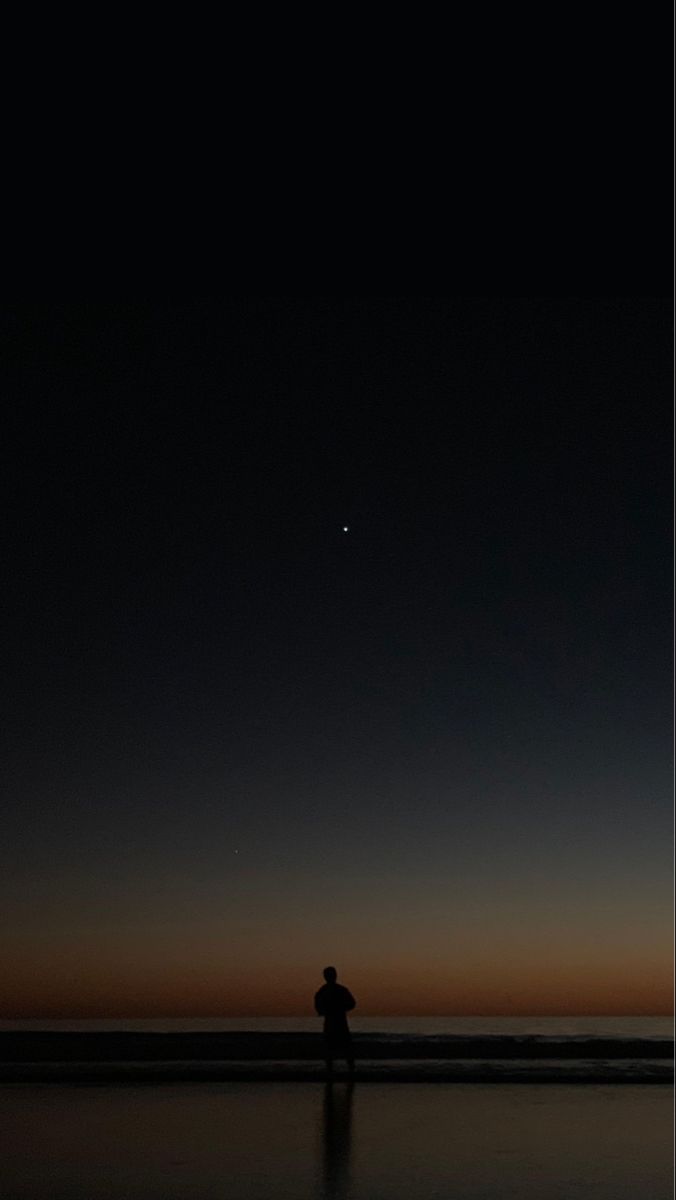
[324,1039,334,1077]
[345,1037,355,1073]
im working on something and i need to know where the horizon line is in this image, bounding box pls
[2,1012,673,1021]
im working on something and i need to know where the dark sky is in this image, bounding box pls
[2,298,672,1016]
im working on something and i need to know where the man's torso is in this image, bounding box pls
[314,983,355,1036]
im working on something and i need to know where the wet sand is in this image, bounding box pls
[1,1081,672,1199]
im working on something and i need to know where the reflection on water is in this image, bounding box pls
[321,1081,354,1200]
[0,1083,672,1199]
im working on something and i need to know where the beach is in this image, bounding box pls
[1,1080,672,1199]
[2,1023,671,1196]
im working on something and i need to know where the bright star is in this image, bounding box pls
[343,526,349,532]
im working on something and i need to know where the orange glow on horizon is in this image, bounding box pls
[2,959,672,1019]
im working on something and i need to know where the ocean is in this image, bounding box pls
[1,1015,671,1036]
[1,1016,671,1084]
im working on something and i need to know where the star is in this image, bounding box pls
[343,526,349,533]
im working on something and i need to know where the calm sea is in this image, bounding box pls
[0,1016,671,1037]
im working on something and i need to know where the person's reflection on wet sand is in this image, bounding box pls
[321,1080,354,1200]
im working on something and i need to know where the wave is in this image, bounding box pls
[0,1031,672,1084]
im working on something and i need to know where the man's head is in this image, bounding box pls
[323,966,337,983]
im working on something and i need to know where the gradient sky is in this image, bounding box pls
[2,298,672,1016]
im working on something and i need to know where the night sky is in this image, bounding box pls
[2,299,672,1017]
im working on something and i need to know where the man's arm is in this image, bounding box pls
[343,989,356,1011]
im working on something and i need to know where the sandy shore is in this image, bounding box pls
[2,1080,672,1199]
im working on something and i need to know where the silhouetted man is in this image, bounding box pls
[314,966,356,1076]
